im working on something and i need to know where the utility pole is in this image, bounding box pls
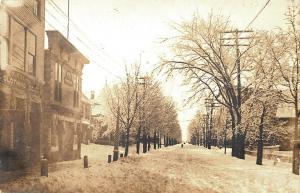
[220,29,253,158]
[67,0,70,39]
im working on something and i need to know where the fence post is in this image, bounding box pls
[108,155,112,163]
[84,155,88,168]
[41,158,48,177]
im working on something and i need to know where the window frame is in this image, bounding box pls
[26,29,37,76]
[10,17,26,71]
[73,74,79,107]
[54,62,62,102]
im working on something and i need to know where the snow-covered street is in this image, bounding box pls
[0,144,299,193]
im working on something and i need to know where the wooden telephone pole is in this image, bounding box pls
[220,29,253,158]
[67,0,70,39]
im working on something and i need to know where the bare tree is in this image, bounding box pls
[160,13,257,159]
[268,3,300,174]
[105,64,142,157]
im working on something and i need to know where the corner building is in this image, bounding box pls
[44,31,89,162]
[0,0,45,170]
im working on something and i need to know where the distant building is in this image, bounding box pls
[0,0,45,170]
[89,91,113,145]
[43,30,89,162]
[276,102,296,150]
[81,94,92,145]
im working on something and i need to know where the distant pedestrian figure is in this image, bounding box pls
[273,157,281,166]
[181,144,183,148]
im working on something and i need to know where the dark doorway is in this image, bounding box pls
[30,103,41,164]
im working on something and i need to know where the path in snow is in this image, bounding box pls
[0,144,299,193]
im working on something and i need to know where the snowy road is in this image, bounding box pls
[0,144,299,193]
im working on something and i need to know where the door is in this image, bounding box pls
[30,103,41,164]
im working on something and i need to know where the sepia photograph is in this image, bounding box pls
[0,0,300,192]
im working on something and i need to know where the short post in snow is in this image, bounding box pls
[108,155,112,163]
[41,157,48,177]
[84,155,88,168]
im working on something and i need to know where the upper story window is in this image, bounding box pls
[0,11,9,70]
[11,18,25,70]
[73,74,79,107]
[27,30,36,76]
[54,63,62,101]
[10,17,37,75]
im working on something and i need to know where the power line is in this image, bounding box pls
[44,1,123,80]
[46,0,122,67]
[245,0,271,29]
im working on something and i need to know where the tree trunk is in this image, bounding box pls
[154,131,157,149]
[257,105,266,165]
[224,129,227,154]
[203,128,206,147]
[121,131,126,148]
[166,135,169,147]
[147,135,151,151]
[142,133,147,153]
[230,112,237,157]
[293,102,299,175]
[240,134,246,159]
[136,126,141,154]
[158,133,161,148]
[125,126,130,157]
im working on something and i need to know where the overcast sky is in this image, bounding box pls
[46,0,290,141]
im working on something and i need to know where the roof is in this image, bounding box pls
[46,30,89,64]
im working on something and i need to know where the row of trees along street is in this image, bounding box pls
[94,64,181,158]
[160,3,300,175]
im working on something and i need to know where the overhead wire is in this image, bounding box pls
[45,9,122,79]
[44,0,123,79]
[245,0,271,29]
[46,0,122,67]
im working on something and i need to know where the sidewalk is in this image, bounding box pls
[245,149,292,163]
